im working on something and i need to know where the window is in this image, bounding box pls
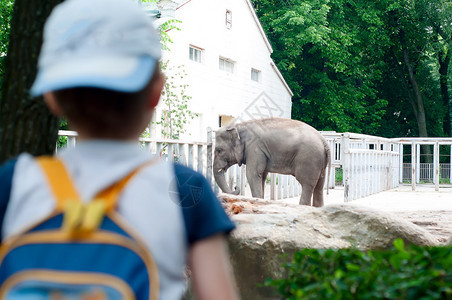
[226,10,232,29]
[219,57,234,73]
[251,68,261,82]
[189,46,202,63]
[219,115,234,127]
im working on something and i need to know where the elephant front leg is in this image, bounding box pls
[247,169,265,198]
[246,157,267,199]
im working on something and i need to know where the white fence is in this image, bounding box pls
[57,130,452,202]
[403,163,451,183]
[395,138,452,191]
[339,133,401,201]
[57,129,214,182]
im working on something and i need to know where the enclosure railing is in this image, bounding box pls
[340,133,401,201]
[58,129,214,183]
[58,130,452,202]
[402,163,451,183]
[393,138,452,190]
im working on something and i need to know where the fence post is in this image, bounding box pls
[434,141,439,191]
[342,133,350,202]
[197,145,203,175]
[282,175,288,199]
[416,144,420,184]
[270,173,276,200]
[277,174,282,200]
[188,144,194,169]
[168,143,174,162]
[411,142,416,191]
[240,165,246,196]
[399,144,403,184]
[178,144,186,165]
[68,136,77,148]
[156,142,162,157]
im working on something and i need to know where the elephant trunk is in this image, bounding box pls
[214,167,240,195]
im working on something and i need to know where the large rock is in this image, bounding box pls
[220,194,439,300]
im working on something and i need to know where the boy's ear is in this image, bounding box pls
[43,92,63,117]
[147,72,165,109]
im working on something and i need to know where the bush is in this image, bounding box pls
[265,239,452,299]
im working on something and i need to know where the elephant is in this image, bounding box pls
[213,117,331,207]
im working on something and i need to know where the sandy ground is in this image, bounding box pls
[287,184,452,211]
[245,184,452,243]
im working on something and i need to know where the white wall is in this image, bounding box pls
[158,0,292,141]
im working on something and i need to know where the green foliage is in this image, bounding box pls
[140,0,194,140]
[0,0,13,94]
[265,239,452,299]
[56,118,68,149]
[140,0,181,50]
[158,18,181,51]
[252,0,452,137]
[253,0,390,134]
[156,61,198,140]
[335,167,343,185]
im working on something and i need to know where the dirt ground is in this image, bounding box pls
[394,210,452,243]
[274,184,452,244]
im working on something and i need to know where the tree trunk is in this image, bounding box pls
[439,48,451,136]
[398,30,432,162]
[402,48,428,138]
[0,0,63,164]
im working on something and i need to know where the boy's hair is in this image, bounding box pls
[54,66,161,139]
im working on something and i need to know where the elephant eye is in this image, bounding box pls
[216,148,222,153]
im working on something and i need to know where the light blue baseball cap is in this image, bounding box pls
[30,0,161,96]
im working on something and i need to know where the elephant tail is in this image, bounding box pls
[324,139,332,195]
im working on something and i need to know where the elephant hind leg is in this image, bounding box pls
[299,183,314,206]
[312,170,326,207]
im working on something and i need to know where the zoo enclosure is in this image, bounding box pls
[57,130,452,202]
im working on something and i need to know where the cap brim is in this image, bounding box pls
[30,55,157,96]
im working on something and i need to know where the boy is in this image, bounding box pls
[0,0,239,299]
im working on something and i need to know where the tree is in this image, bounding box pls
[0,0,63,164]
[418,0,452,136]
[0,0,13,92]
[253,0,452,138]
[141,0,197,140]
[374,0,452,139]
[155,61,197,140]
[253,0,389,134]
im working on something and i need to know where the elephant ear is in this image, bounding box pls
[227,127,244,166]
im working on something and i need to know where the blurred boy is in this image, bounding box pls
[0,0,239,299]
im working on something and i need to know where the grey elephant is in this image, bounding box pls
[213,117,331,207]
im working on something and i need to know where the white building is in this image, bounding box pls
[149,0,293,141]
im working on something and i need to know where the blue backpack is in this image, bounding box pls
[0,156,159,299]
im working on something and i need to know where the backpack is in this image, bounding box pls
[0,156,159,299]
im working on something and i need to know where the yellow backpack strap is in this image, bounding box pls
[37,156,158,233]
[36,156,80,211]
[95,162,154,213]
[37,156,158,212]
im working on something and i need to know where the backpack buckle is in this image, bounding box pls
[62,200,106,235]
